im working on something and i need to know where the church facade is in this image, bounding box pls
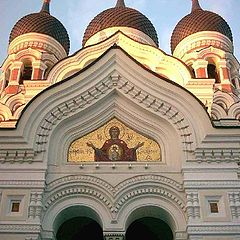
[0,0,240,239]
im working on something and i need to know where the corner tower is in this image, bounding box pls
[171,0,239,94]
[0,0,70,123]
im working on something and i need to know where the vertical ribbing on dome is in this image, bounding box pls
[115,0,126,8]
[41,0,51,13]
[191,0,202,12]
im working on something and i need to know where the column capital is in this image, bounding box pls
[175,231,188,240]
[103,231,125,240]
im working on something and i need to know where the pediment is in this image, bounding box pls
[0,46,213,165]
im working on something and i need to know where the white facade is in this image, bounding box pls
[0,1,240,240]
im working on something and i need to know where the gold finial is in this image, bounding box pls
[41,0,51,13]
[115,0,126,8]
[191,0,202,12]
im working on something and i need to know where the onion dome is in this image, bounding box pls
[171,0,233,53]
[9,0,70,54]
[82,0,158,47]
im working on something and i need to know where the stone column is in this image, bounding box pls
[217,60,232,92]
[192,60,208,79]
[4,61,23,95]
[32,61,47,80]
[103,232,125,240]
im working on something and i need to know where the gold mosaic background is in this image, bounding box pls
[68,118,161,162]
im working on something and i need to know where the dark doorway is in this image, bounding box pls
[126,217,173,240]
[56,216,104,240]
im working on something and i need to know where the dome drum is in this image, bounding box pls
[82,1,159,47]
[9,1,70,55]
[171,0,233,54]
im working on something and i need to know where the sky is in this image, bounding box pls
[1,0,240,67]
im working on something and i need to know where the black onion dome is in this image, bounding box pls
[82,0,158,47]
[9,1,70,54]
[171,0,232,53]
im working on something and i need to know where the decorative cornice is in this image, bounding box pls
[193,148,240,163]
[0,149,37,164]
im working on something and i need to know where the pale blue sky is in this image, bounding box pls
[1,0,240,66]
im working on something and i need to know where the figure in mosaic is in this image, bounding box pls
[87,126,144,161]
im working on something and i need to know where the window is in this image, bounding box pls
[207,64,220,83]
[11,201,20,213]
[20,60,32,83]
[209,201,219,213]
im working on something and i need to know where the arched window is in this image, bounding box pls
[20,60,32,84]
[207,64,220,83]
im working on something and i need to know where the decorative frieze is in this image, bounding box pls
[228,192,240,220]
[186,192,201,220]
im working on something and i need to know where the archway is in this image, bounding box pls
[126,217,173,240]
[56,216,104,240]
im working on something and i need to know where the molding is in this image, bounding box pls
[173,31,233,59]
[44,174,185,215]
[8,33,67,60]
[0,224,41,233]
[0,149,37,164]
[184,181,240,189]
[187,224,240,234]
[0,180,44,188]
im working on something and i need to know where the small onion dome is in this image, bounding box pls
[82,0,158,47]
[9,0,70,54]
[171,0,233,53]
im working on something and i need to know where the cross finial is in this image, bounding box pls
[191,0,202,12]
[115,0,126,8]
[41,0,51,13]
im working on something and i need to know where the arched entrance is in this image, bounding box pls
[126,217,173,240]
[56,216,104,240]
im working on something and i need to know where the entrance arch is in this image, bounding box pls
[122,203,187,240]
[56,216,104,240]
[126,217,173,240]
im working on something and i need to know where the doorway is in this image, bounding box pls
[56,216,104,240]
[126,217,173,240]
